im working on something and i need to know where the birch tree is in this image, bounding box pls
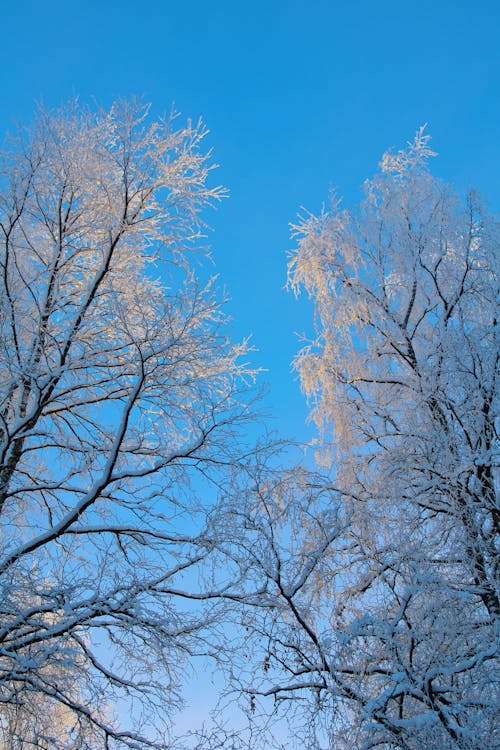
[225,132,499,749]
[0,100,253,748]
[289,128,498,622]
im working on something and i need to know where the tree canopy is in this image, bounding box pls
[0,100,254,749]
[0,107,498,750]
[222,129,499,750]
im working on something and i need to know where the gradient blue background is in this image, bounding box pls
[1,0,498,441]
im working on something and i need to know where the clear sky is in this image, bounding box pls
[1,0,498,441]
[0,1,498,736]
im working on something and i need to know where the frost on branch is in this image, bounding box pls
[379,126,436,174]
[229,130,499,749]
[0,99,254,749]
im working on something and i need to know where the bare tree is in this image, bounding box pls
[223,131,499,749]
[0,665,103,749]
[0,99,254,748]
[289,128,498,622]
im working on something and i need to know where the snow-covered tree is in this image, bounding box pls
[224,131,499,749]
[0,100,254,748]
[0,671,103,749]
[289,127,498,619]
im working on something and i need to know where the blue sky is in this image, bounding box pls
[1,0,498,441]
